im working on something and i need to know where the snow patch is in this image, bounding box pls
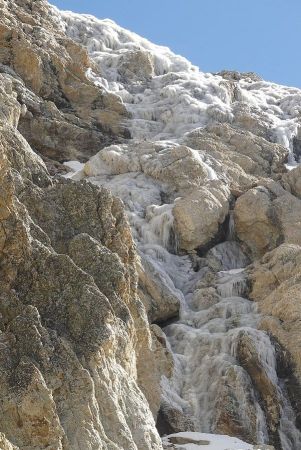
[162,432,253,449]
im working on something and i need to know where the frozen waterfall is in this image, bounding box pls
[58,6,301,449]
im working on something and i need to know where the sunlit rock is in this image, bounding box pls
[1,0,301,448]
[173,183,230,251]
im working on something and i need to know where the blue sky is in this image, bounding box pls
[51,0,301,88]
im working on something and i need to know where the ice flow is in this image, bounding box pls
[57,6,301,449]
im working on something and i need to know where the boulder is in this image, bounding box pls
[118,49,155,80]
[173,183,230,252]
[234,186,282,258]
[0,0,129,162]
[282,164,301,198]
[184,123,287,181]
[250,244,301,382]
[235,182,301,259]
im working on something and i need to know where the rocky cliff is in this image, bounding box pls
[1,1,301,450]
[0,1,163,449]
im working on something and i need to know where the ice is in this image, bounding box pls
[216,269,248,298]
[227,210,235,241]
[63,160,85,172]
[238,79,301,161]
[207,242,249,271]
[56,5,301,448]
[56,11,232,141]
[143,203,176,251]
[57,7,301,155]
[190,149,219,181]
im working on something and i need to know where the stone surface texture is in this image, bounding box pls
[1,1,301,450]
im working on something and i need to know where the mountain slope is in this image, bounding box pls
[60,8,301,450]
[0,1,301,449]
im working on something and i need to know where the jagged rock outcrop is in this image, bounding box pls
[0,18,164,450]
[82,141,233,252]
[183,123,287,183]
[282,164,301,198]
[234,180,301,258]
[0,434,18,450]
[248,244,301,443]
[250,244,301,381]
[2,0,301,449]
[0,0,129,163]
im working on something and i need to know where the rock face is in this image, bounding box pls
[0,90,163,450]
[173,183,230,252]
[183,123,287,182]
[282,164,301,198]
[234,186,283,258]
[250,244,301,381]
[0,0,129,163]
[0,4,164,449]
[234,181,301,258]
[2,1,301,450]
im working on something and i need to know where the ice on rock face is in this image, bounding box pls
[273,120,299,166]
[63,160,84,172]
[216,269,248,298]
[237,80,301,162]
[60,8,301,154]
[143,203,176,251]
[57,11,232,141]
[57,7,301,449]
[207,242,249,271]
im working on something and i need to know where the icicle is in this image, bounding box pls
[142,203,178,252]
[227,210,235,241]
[216,269,248,298]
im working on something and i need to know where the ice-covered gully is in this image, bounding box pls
[58,7,301,450]
[67,151,301,449]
